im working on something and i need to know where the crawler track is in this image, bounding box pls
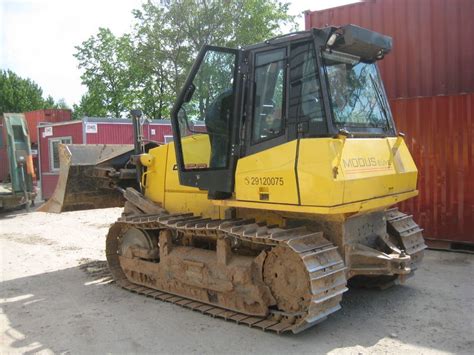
[355,208,427,289]
[386,207,426,270]
[106,212,348,334]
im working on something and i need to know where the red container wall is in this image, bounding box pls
[85,122,135,144]
[148,123,173,143]
[0,147,9,182]
[38,121,83,199]
[391,94,473,242]
[305,0,474,99]
[83,121,173,145]
[24,109,72,144]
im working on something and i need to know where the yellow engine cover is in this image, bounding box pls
[297,137,417,206]
[143,140,221,219]
[232,136,417,213]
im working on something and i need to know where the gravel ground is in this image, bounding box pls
[1,207,473,354]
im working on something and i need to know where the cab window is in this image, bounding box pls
[289,41,326,135]
[252,48,286,143]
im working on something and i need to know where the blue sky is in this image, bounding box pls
[0,0,358,107]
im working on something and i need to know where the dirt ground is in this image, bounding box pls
[1,207,473,354]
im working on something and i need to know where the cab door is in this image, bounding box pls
[171,46,241,198]
[245,46,289,155]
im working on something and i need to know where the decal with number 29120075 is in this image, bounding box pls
[244,177,284,186]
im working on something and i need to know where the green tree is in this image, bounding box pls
[43,95,56,108]
[132,0,294,118]
[129,3,178,119]
[54,98,69,109]
[166,0,294,51]
[74,0,295,119]
[0,69,45,112]
[74,28,135,118]
[43,95,69,109]
[72,91,108,119]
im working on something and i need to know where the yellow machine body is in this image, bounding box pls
[142,136,221,219]
[142,134,417,218]
[101,26,427,334]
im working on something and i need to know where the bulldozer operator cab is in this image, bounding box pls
[171,25,394,198]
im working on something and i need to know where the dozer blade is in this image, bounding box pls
[38,144,136,213]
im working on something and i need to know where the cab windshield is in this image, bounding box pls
[322,50,392,132]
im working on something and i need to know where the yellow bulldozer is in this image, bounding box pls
[43,25,426,333]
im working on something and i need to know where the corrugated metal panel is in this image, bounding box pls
[38,121,83,199]
[85,122,135,144]
[149,122,173,143]
[24,109,72,144]
[391,93,473,242]
[0,148,8,181]
[84,120,173,145]
[305,0,474,99]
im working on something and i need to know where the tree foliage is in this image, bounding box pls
[0,69,69,113]
[72,91,108,119]
[73,0,294,119]
[0,69,44,113]
[74,28,134,118]
[44,95,69,110]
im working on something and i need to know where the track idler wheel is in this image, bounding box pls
[263,246,311,313]
[119,227,158,259]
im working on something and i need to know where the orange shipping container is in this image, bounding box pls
[306,0,473,245]
[392,94,473,243]
[305,0,474,99]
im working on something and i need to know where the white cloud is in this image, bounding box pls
[1,0,358,108]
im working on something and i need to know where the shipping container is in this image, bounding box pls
[391,93,473,244]
[24,109,72,179]
[305,0,474,99]
[81,118,173,145]
[24,109,72,144]
[38,121,83,199]
[38,118,173,199]
[0,148,8,182]
[306,0,473,247]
